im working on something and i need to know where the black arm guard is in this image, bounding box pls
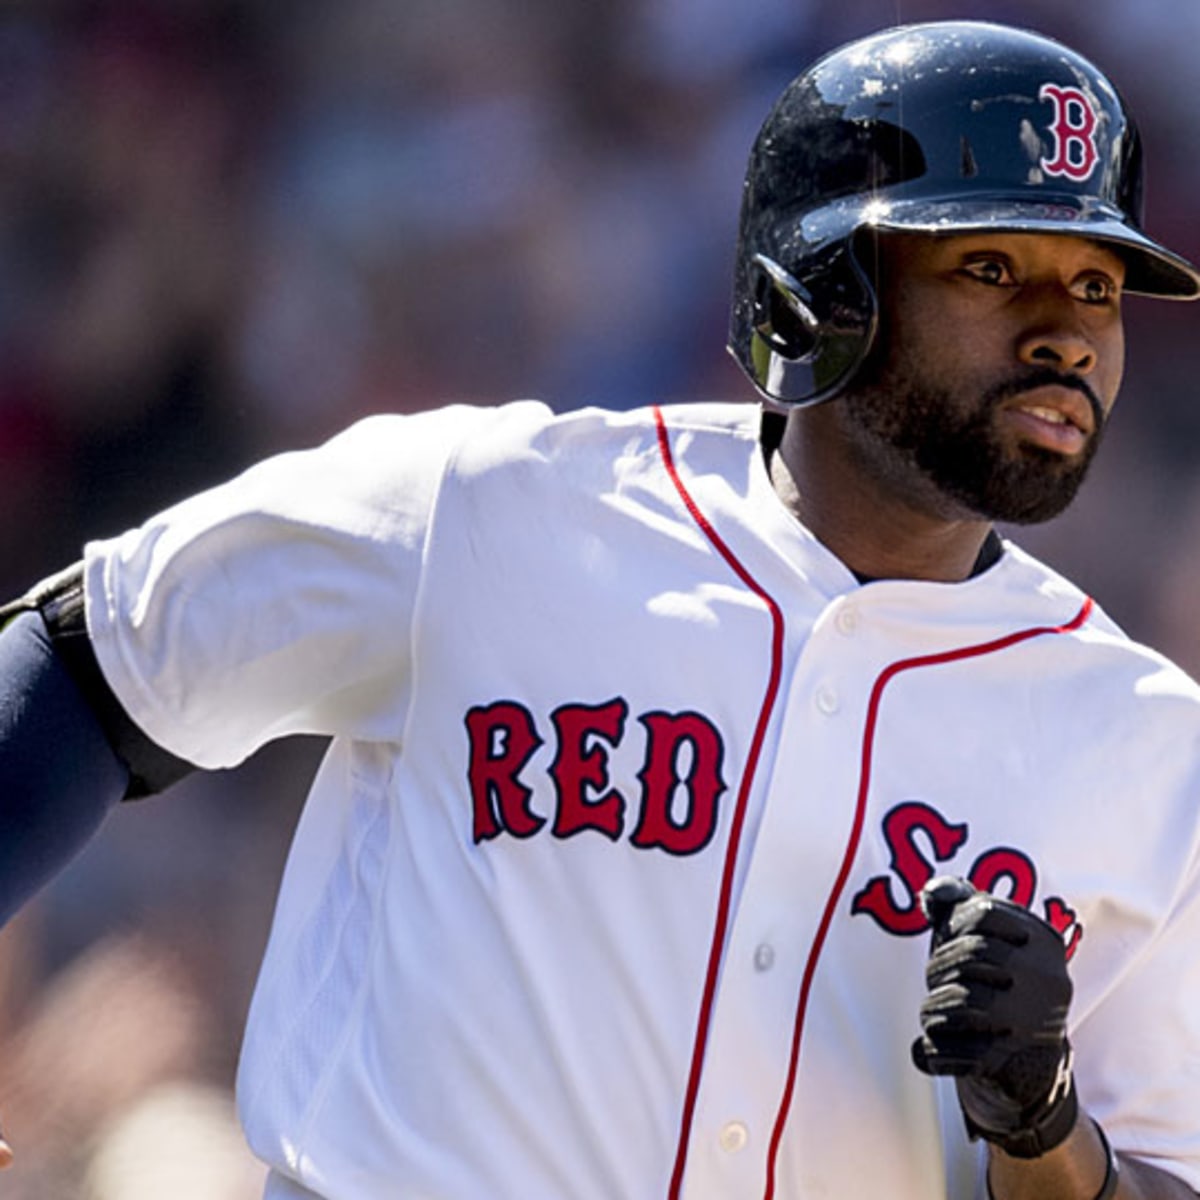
[3,563,196,799]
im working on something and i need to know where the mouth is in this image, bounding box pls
[999,385,1096,456]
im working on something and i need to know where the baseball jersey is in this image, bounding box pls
[83,400,1200,1199]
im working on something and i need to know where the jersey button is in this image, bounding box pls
[815,685,840,715]
[835,605,859,635]
[719,1121,749,1154]
[753,943,775,972]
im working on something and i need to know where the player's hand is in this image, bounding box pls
[0,1119,13,1169]
[910,876,1078,1158]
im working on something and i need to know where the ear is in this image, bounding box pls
[750,254,820,361]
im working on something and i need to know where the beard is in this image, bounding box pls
[840,363,1107,525]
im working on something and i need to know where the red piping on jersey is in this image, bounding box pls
[761,594,1094,1198]
[653,407,787,1200]
[651,407,1096,1198]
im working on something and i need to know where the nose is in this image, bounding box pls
[1015,289,1097,374]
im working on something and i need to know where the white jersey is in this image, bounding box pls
[83,400,1200,1199]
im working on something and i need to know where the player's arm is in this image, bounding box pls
[0,562,196,929]
[988,1117,1199,1199]
[913,878,1199,1200]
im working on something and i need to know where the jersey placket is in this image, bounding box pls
[678,592,878,1200]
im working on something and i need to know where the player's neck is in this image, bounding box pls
[768,406,995,584]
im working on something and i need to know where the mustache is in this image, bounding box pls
[985,367,1104,430]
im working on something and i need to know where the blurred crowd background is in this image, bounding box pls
[2,0,1200,1195]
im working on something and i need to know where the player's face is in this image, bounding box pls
[840,231,1126,524]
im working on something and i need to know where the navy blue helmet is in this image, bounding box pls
[729,21,1200,407]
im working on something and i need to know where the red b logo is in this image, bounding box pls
[1039,83,1100,182]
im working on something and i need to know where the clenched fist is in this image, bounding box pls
[911,876,1077,1158]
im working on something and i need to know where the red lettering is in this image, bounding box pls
[549,699,628,841]
[851,802,969,934]
[1039,83,1099,181]
[968,847,1037,908]
[465,701,545,842]
[1044,895,1084,962]
[851,805,1087,953]
[630,712,726,856]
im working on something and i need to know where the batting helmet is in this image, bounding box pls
[729,20,1200,407]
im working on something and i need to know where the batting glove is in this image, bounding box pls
[911,876,1078,1158]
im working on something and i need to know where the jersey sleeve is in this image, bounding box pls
[83,404,498,770]
[1072,821,1200,1189]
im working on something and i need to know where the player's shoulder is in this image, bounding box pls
[1000,538,1200,703]
[330,396,755,446]
[298,400,622,498]
[436,398,759,476]
[992,540,1116,632]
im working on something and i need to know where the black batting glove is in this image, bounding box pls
[911,876,1078,1158]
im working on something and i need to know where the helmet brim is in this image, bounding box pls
[865,194,1200,300]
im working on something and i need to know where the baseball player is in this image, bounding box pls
[2,18,1200,1200]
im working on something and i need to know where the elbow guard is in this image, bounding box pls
[2,563,196,799]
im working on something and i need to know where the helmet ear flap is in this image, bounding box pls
[750,254,819,361]
[736,244,876,407]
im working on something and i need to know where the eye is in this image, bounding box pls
[1073,273,1120,305]
[960,257,1013,286]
